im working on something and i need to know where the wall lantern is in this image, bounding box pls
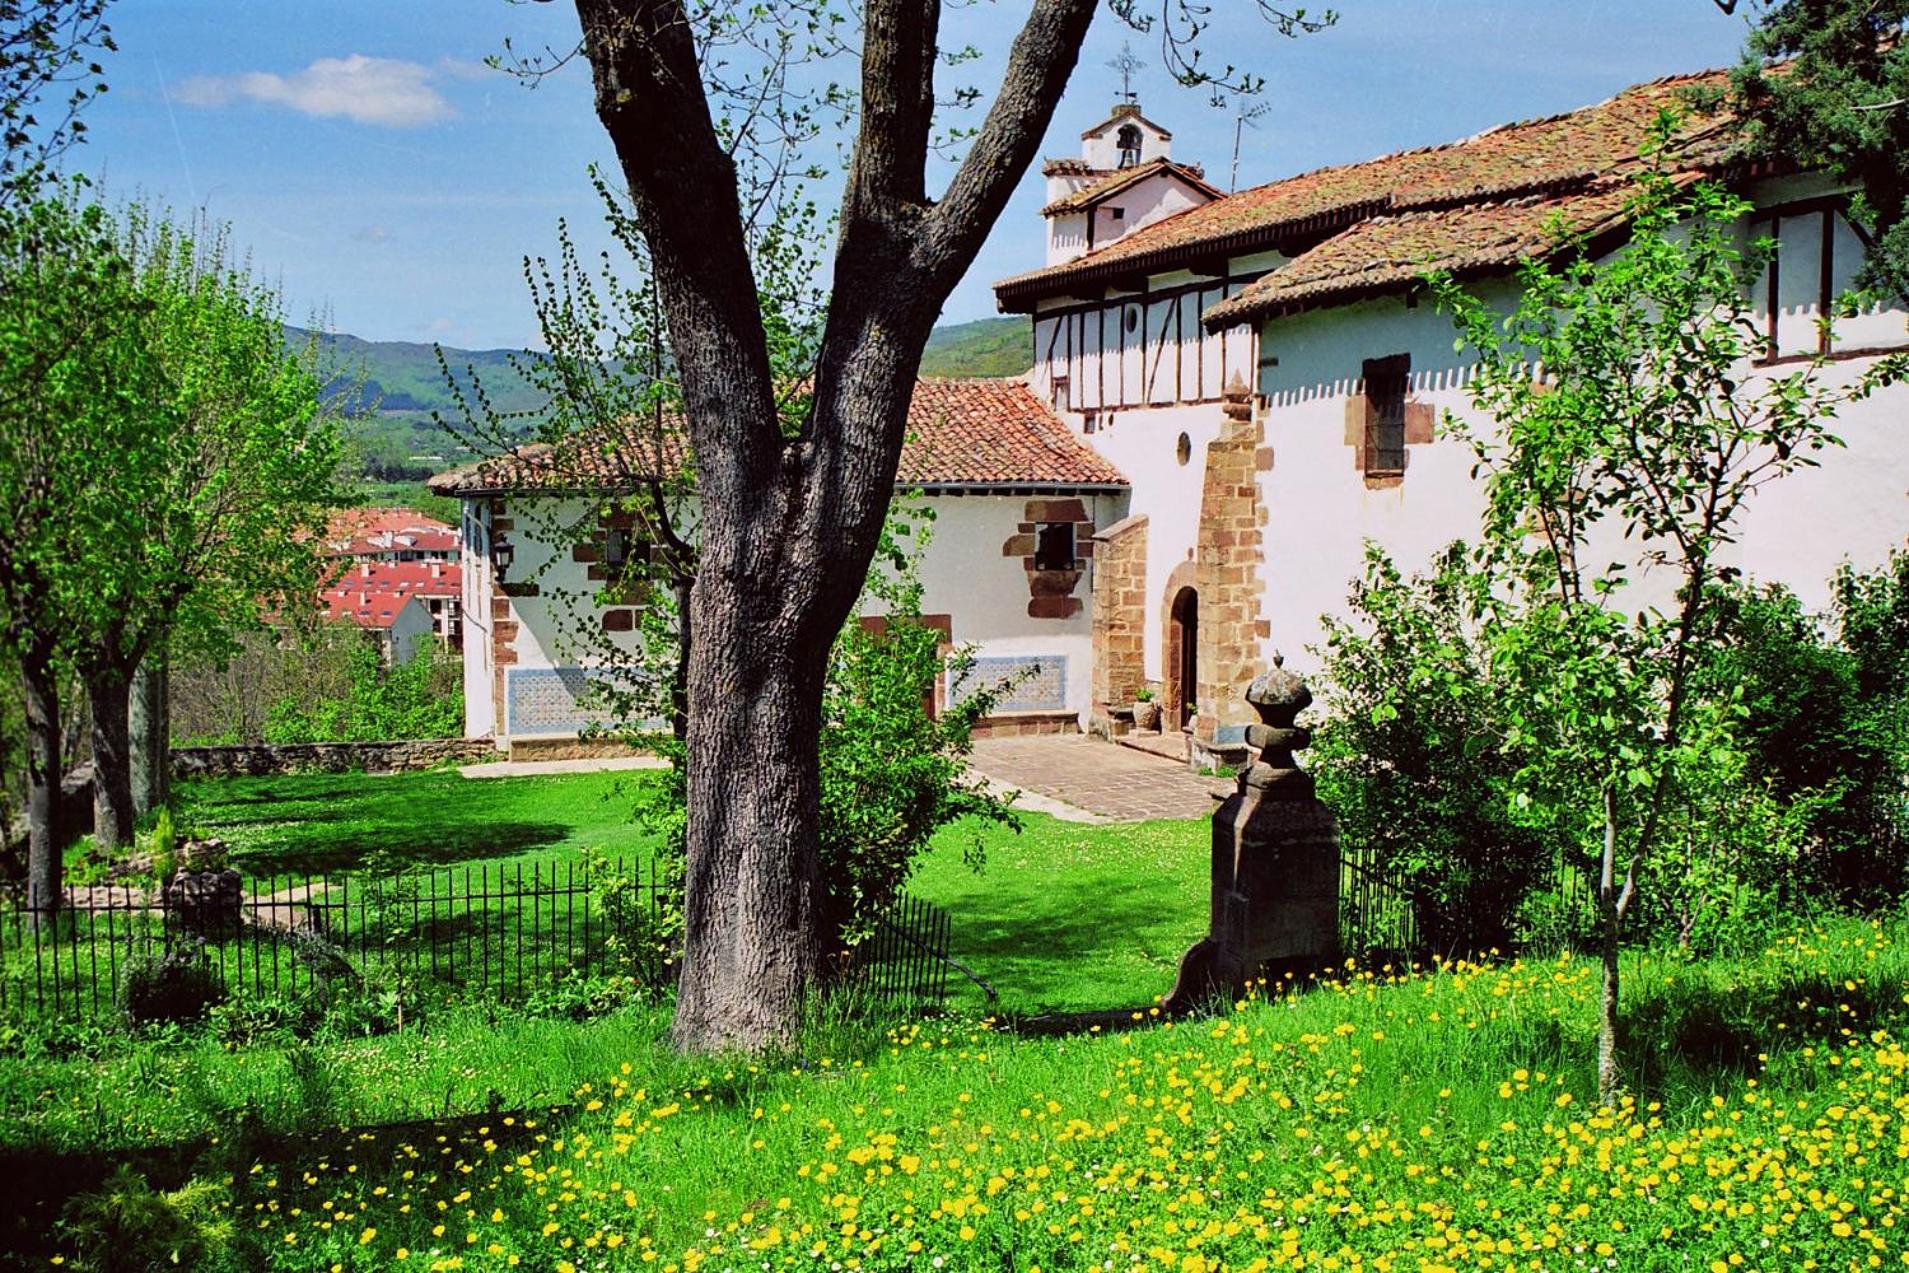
[489,539,514,583]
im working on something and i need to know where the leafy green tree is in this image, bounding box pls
[1729,0,1909,299]
[1430,167,1903,1102]
[1310,543,1574,957]
[1697,565,1909,909]
[1,0,113,209]
[260,638,462,745]
[630,514,1020,956]
[0,190,156,914]
[72,208,345,850]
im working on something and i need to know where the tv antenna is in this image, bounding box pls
[1230,97,1273,192]
[1108,43,1145,106]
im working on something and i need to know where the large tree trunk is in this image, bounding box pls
[130,649,169,819]
[87,662,136,851]
[670,609,827,1048]
[21,652,63,926]
[574,0,1098,1053]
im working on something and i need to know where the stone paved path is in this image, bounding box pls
[459,755,668,780]
[969,735,1225,823]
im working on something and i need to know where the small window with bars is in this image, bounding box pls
[1363,354,1410,475]
[1034,522,1076,571]
[604,527,649,573]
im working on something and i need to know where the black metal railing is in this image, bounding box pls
[1,862,956,1021]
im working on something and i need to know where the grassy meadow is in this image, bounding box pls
[9,917,1907,1270]
[10,767,1909,1270]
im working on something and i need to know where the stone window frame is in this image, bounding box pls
[1344,352,1436,490]
[1004,497,1096,621]
[576,506,654,630]
[1362,354,1410,476]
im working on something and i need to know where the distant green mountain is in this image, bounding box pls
[301,314,1032,423]
[920,316,1032,378]
[289,326,551,419]
[314,317,1036,506]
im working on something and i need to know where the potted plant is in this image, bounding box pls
[1131,685,1162,732]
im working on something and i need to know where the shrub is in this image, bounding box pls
[630,511,1020,955]
[59,1165,235,1272]
[1699,560,1909,909]
[1311,544,1847,957]
[262,635,461,743]
[207,995,310,1049]
[524,969,640,1021]
[120,941,225,1026]
[1310,543,1575,955]
[316,964,415,1039]
[579,849,679,991]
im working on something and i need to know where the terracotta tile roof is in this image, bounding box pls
[896,378,1125,488]
[324,506,459,558]
[996,68,1739,311]
[428,379,1126,496]
[1039,157,1218,216]
[1042,158,1107,178]
[427,419,686,498]
[317,589,429,631]
[1204,182,1646,325]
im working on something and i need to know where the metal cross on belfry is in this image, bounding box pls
[1108,43,1145,105]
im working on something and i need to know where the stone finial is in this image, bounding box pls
[1238,653,1314,800]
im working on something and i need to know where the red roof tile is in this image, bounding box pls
[896,378,1125,488]
[323,559,463,597]
[428,379,1125,496]
[324,507,459,557]
[996,68,1739,311]
[317,589,430,630]
[1205,182,1657,325]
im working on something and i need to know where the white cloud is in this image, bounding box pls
[355,225,394,244]
[177,55,454,129]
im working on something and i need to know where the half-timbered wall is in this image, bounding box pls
[1751,196,1903,359]
[1030,278,1261,415]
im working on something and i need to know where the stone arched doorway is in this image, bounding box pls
[1167,586,1198,732]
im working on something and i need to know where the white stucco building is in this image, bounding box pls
[431,380,1126,757]
[433,65,1908,764]
[995,69,1909,759]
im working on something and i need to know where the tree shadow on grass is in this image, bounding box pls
[1619,964,1906,1095]
[233,821,575,876]
[938,872,1201,1011]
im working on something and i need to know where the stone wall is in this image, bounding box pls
[504,736,647,762]
[1193,375,1270,749]
[969,710,1079,739]
[1089,513,1149,734]
[171,738,496,779]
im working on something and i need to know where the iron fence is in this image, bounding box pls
[1,861,956,1022]
[1336,844,1599,961]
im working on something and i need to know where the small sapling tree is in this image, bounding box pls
[1431,162,1904,1102]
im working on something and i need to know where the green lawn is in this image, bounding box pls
[165,767,1213,1015]
[9,917,1908,1270]
[908,815,1207,1014]
[171,769,665,876]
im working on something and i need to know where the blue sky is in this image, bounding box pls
[76,1,1757,350]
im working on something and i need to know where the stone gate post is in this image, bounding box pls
[1164,655,1340,1011]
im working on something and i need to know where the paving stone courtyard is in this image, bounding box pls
[967,735,1226,822]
